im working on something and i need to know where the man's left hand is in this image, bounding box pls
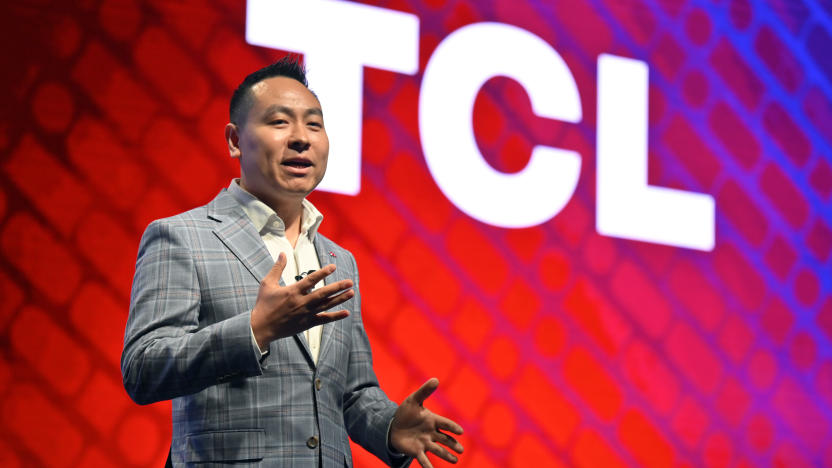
[389,378,464,468]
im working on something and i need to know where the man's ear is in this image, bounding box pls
[225,123,241,159]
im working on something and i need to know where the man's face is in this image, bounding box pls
[227,76,328,206]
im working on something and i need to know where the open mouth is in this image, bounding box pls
[281,158,313,169]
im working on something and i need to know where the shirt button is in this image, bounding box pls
[307,436,319,449]
[315,378,322,391]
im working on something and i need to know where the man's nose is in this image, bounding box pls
[288,124,311,152]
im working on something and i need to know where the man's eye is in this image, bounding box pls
[270,119,287,125]
[307,122,322,128]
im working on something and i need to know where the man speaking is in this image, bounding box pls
[122,56,463,468]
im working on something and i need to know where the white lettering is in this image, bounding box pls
[419,22,582,228]
[245,0,419,195]
[596,54,715,251]
[245,5,717,251]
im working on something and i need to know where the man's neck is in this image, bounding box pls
[238,180,305,247]
[271,199,303,247]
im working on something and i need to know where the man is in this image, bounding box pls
[122,57,463,468]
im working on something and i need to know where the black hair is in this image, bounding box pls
[228,54,310,126]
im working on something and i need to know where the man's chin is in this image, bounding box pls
[241,181,315,206]
[288,176,324,194]
[277,181,322,199]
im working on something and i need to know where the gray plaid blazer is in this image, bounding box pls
[122,189,406,468]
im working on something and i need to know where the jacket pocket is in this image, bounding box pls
[184,429,265,463]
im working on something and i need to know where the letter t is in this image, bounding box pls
[246,0,419,195]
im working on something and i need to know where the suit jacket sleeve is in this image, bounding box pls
[341,252,412,468]
[121,219,263,405]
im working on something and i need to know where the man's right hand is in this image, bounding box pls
[250,252,353,351]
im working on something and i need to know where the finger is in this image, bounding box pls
[312,309,350,325]
[294,264,337,292]
[435,415,464,435]
[410,378,439,406]
[433,432,463,454]
[426,441,458,464]
[416,452,434,468]
[310,289,355,311]
[266,252,288,282]
[307,279,353,302]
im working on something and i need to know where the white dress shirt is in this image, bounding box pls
[228,179,325,363]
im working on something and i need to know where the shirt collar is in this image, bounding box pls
[227,179,323,241]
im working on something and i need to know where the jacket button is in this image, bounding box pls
[315,378,322,390]
[307,436,319,449]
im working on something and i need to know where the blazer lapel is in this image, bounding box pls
[314,235,338,365]
[208,189,316,366]
[208,190,275,284]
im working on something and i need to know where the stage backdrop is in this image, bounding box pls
[1,0,831,467]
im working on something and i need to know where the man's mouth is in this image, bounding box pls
[281,158,313,168]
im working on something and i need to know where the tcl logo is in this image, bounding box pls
[246,0,715,251]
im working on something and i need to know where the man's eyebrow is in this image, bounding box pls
[262,105,294,118]
[305,108,323,118]
[261,105,323,119]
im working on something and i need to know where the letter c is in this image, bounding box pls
[419,22,582,228]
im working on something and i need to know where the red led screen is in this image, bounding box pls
[1,1,831,467]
